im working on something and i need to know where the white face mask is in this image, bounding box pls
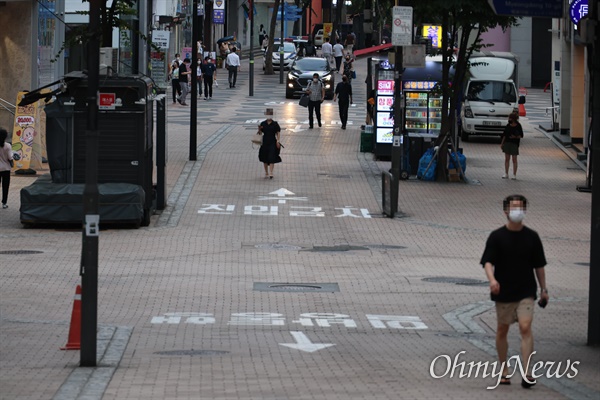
[508,209,525,223]
[313,78,318,83]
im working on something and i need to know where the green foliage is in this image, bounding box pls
[403,0,518,180]
[53,0,158,62]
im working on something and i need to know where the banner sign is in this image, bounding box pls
[11,92,44,171]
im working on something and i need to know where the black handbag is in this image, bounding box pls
[299,94,309,107]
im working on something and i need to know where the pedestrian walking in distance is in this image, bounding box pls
[226,47,241,88]
[480,194,549,388]
[259,24,267,48]
[333,39,344,72]
[321,37,333,68]
[500,111,523,180]
[333,75,352,129]
[305,73,325,129]
[178,58,191,105]
[258,108,281,179]
[0,127,14,209]
[169,60,181,104]
[201,57,217,100]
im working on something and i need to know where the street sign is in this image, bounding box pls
[403,45,426,68]
[487,0,563,18]
[570,0,589,24]
[391,6,413,46]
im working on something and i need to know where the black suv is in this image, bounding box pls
[285,57,335,99]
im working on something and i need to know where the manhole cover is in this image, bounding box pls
[254,243,302,251]
[0,250,44,255]
[154,350,229,356]
[423,277,488,286]
[254,282,340,292]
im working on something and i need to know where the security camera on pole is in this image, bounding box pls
[389,4,412,217]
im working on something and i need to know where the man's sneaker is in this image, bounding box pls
[2,203,7,209]
[209,97,212,100]
[502,174,508,179]
[511,175,517,180]
[204,97,208,100]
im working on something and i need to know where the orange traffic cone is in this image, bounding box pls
[61,285,82,350]
[519,87,527,117]
[519,103,526,117]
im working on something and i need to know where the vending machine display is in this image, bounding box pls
[404,91,443,135]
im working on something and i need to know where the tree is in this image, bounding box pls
[264,0,281,75]
[55,0,149,62]
[406,0,517,181]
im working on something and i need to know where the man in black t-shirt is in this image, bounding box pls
[201,57,217,100]
[333,75,352,129]
[480,194,549,388]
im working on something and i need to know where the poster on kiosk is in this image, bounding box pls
[372,57,444,159]
[374,60,395,154]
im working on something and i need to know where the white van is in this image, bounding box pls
[460,53,524,141]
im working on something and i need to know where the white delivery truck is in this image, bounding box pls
[460,52,525,141]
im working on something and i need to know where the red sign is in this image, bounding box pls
[377,80,394,95]
[99,93,116,110]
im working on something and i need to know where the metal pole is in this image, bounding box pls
[80,0,101,367]
[309,0,312,39]
[249,0,254,96]
[156,91,167,210]
[190,0,199,161]
[280,5,285,84]
[389,44,402,217]
[587,0,600,346]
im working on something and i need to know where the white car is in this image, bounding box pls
[263,41,297,71]
[314,29,324,47]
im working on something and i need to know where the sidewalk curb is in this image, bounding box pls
[444,302,598,399]
[52,325,132,400]
[155,125,235,228]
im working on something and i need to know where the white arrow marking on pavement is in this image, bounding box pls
[264,188,304,204]
[288,125,305,133]
[270,188,296,197]
[279,331,335,353]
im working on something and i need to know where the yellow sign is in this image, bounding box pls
[323,23,333,39]
[12,91,44,171]
[422,25,442,48]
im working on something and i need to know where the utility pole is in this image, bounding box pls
[249,0,255,96]
[190,0,200,161]
[280,5,285,84]
[587,0,600,347]
[80,0,101,367]
[389,2,411,217]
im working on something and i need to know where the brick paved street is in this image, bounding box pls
[0,56,598,400]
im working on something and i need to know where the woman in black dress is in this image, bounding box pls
[258,108,281,179]
[500,111,524,180]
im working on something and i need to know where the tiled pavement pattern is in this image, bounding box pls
[0,57,598,400]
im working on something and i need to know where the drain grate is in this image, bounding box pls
[254,282,340,292]
[365,244,406,250]
[0,250,44,255]
[574,262,589,266]
[306,245,369,252]
[154,350,229,356]
[317,173,352,179]
[423,277,488,286]
[254,243,303,251]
